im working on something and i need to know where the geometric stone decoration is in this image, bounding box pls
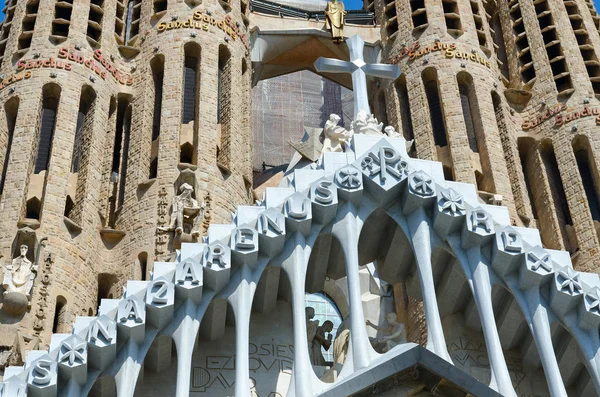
[57,335,87,385]
[310,178,338,225]
[356,143,409,207]
[117,295,146,343]
[203,242,231,292]
[284,192,312,236]
[491,226,524,277]
[433,188,466,237]
[461,208,495,249]
[86,315,117,370]
[230,226,259,267]
[175,257,203,302]
[519,246,554,289]
[4,125,600,397]
[403,170,436,214]
[27,354,57,397]
[257,208,286,257]
[145,277,175,328]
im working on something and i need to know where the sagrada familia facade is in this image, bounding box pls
[0,0,600,395]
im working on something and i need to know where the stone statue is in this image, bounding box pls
[306,307,318,347]
[350,110,384,136]
[366,312,407,353]
[310,320,333,366]
[384,125,401,138]
[2,245,37,299]
[332,317,350,365]
[158,183,204,238]
[325,0,347,44]
[323,114,352,153]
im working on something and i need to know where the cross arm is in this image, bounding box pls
[314,57,353,74]
[362,64,401,80]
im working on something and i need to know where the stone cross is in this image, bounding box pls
[314,35,401,119]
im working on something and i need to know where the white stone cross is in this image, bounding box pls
[314,35,401,119]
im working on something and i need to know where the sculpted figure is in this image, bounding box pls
[2,245,37,298]
[158,183,204,237]
[366,312,407,353]
[311,320,333,366]
[384,125,402,138]
[332,317,350,365]
[325,0,347,44]
[323,114,352,153]
[351,110,383,136]
[306,307,319,359]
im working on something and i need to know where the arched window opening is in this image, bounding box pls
[64,195,74,218]
[375,90,388,126]
[573,137,600,223]
[97,273,118,309]
[182,49,199,124]
[443,165,454,181]
[305,292,343,364]
[149,158,158,179]
[71,87,96,173]
[442,0,462,35]
[18,0,39,51]
[115,0,140,46]
[485,3,509,82]
[52,0,73,38]
[395,76,413,141]
[138,252,148,281]
[0,97,19,195]
[52,296,68,333]
[110,95,132,213]
[35,85,61,174]
[509,1,536,85]
[26,197,41,220]
[87,0,104,46]
[151,56,165,141]
[517,138,538,220]
[150,55,164,178]
[217,45,232,170]
[422,69,447,147]
[153,0,167,15]
[535,0,572,95]
[0,0,17,65]
[180,142,194,164]
[458,83,478,153]
[540,142,572,227]
[409,0,428,32]
[217,46,231,125]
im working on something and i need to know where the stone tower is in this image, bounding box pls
[0,0,252,361]
[370,0,600,272]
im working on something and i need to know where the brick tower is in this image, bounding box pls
[370,0,600,272]
[0,0,252,362]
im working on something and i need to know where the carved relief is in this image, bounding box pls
[323,114,352,153]
[350,110,383,136]
[32,253,53,336]
[3,245,37,299]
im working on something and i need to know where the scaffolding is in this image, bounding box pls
[252,70,354,172]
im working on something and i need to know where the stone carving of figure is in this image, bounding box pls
[158,183,204,237]
[384,125,401,138]
[323,114,352,153]
[325,0,347,44]
[366,312,407,353]
[2,245,36,299]
[351,110,384,136]
[332,317,350,365]
[306,307,319,348]
[311,320,333,366]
